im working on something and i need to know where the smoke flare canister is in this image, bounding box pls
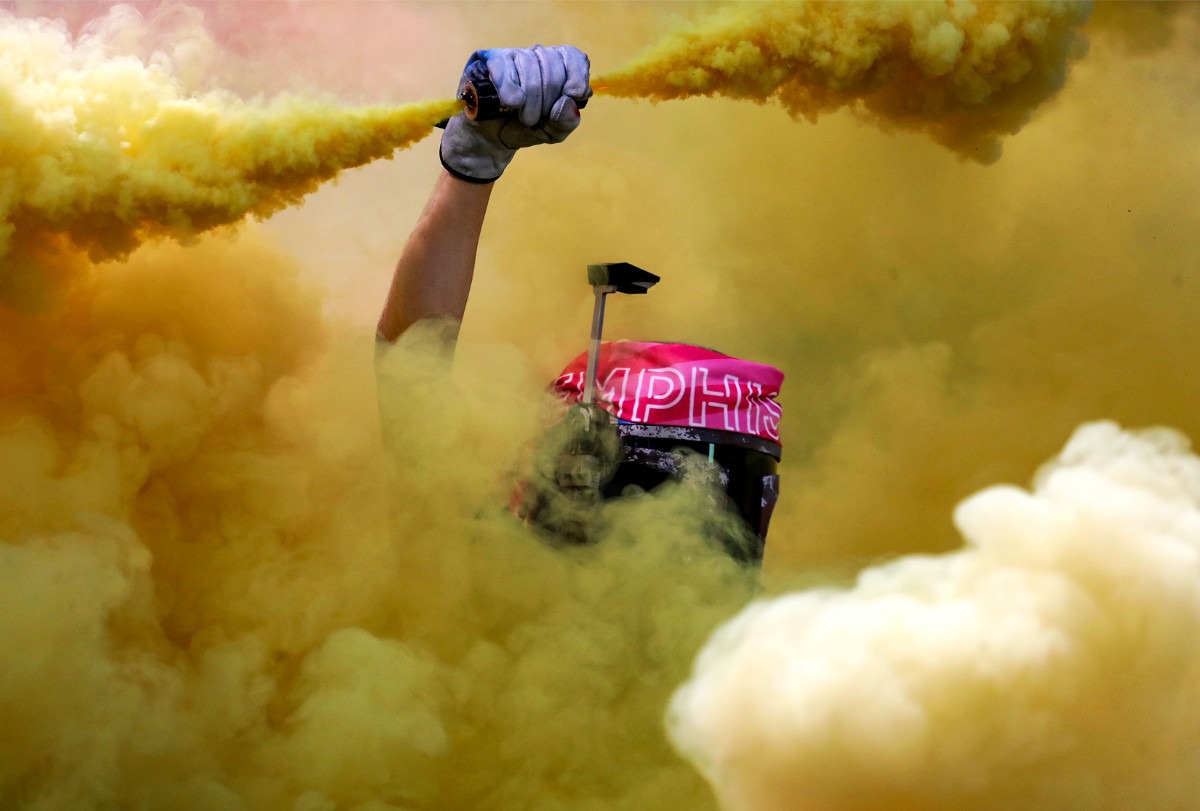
[460,76,511,121]
[460,74,592,120]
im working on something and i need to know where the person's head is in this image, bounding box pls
[517,341,784,564]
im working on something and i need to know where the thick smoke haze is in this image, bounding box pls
[2,2,1199,810]
[598,1,1090,162]
[0,3,454,309]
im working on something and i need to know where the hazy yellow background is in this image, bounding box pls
[3,2,1199,810]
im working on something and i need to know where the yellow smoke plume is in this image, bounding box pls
[597,0,1091,161]
[0,8,455,302]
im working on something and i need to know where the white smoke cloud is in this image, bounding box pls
[669,421,1200,811]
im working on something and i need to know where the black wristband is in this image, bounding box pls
[439,152,500,185]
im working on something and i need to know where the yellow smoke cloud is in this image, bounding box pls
[0,208,752,809]
[0,12,754,807]
[598,0,1091,161]
[0,7,454,304]
[3,1,1200,810]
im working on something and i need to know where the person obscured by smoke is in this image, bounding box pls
[375,45,786,565]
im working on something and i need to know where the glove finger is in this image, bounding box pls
[489,50,526,110]
[497,119,546,150]
[555,45,591,102]
[512,48,543,128]
[534,44,567,120]
[542,96,582,143]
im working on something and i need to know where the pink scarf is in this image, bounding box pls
[553,342,784,444]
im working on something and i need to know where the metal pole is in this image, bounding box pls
[582,288,609,406]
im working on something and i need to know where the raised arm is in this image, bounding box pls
[377,45,592,344]
[376,173,492,342]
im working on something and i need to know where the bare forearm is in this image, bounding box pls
[378,44,589,343]
[377,172,494,343]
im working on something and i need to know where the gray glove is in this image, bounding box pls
[440,45,592,184]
